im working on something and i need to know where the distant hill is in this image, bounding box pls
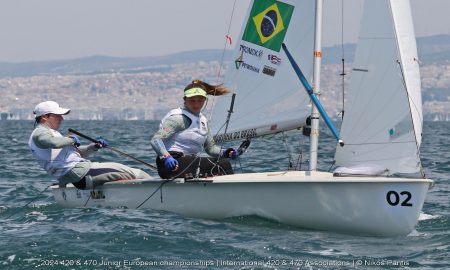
[0,35,448,78]
[322,34,450,64]
[0,50,234,78]
[416,34,450,63]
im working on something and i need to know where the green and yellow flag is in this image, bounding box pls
[242,0,294,52]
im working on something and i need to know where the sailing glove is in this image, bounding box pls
[164,156,178,170]
[95,137,109,148]
[223,148,238,160]
[69,135,81,147]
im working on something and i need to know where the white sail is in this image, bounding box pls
[334,0,422,174]
[209,0,315,142]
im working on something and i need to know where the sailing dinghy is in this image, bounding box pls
[52,0,433,236]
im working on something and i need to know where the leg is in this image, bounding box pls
[156,156,233,179]
[82,162,151,189]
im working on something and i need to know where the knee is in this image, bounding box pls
[137,170,152,179]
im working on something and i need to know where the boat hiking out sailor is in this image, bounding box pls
[150,80,238,179]
[28,101,151,189]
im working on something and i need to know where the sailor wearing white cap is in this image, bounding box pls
[29,101,151,189]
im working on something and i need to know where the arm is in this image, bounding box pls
[33,127,97,157]
[150,114,190,157]
[204,122,238,159]
[77,144,98,158]
[33,127,74,149]
[204,126,222,157]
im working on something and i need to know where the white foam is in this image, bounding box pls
[418,212,439,221]
[407,229,424,237]
[2,255,16,265]
[318,248,350,256]
[27,211,48,221]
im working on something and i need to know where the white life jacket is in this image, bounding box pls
[161,108,208,155]
[28,127,84,177]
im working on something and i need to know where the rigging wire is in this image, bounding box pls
[296,133,305,170]
[339,0,346,120]
[216,0,238,82]
[396,59,425,178]
[207,0,238,120]
[199,0,238,176]
[328,160,336,172]
[281,132,294,170]
[204,0,242,171]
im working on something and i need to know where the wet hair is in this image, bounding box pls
[184,80,230,96]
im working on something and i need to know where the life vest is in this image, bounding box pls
[161,108,208,155]
[28,127,84,177]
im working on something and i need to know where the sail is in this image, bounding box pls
[209,0,315,142]
[334,0,423,174]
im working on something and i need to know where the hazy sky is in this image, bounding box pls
[0,0,448,63]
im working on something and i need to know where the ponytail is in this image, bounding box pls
[184,80,230,96]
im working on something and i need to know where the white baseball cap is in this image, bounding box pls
[33,101,71,117]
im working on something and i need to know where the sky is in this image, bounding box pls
[0,0,449,63]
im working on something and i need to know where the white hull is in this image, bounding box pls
[52,171,433,236]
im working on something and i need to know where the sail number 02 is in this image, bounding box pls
[386,191,412,207]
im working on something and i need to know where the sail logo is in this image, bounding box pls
[236,60,260,73]
[239,44,263,58]
[242,0,294,52]
[263,65,276,77]
[268,54,281,65]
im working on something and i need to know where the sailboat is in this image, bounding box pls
[51,0,433,236]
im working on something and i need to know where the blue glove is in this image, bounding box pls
[164,156,178,171]
[69,135,81,147]
[223,148,238,160]
[95,137,109,148]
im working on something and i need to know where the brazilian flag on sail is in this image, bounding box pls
[242,0,294,52]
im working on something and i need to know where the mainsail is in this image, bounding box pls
[334,0,423,174]
[209,0,316,142]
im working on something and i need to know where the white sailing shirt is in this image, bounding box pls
[28,126,84,177]
[161,108,208,155]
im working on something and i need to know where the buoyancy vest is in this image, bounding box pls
[28,127,85,177]
[161,108,208,155]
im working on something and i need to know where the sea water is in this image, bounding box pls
[0,120,448,269]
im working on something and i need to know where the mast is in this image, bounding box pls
[309,0,323,171]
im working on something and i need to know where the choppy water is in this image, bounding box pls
[0,120,448,269]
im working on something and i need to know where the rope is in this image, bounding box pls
[4,185,51,220]
[136,180,172,209]
[136,152,232,209]
[83,193,91,207]
[328,161,336,172]
[136,154,206,208]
